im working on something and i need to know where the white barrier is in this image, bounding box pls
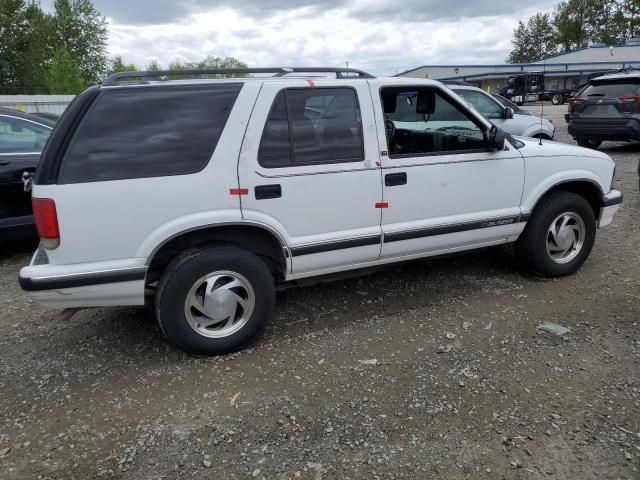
[0,95,75,115]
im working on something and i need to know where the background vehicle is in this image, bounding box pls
[0,108,54,240]
[567,71,640,149]
[448,84,555,139]
[492,94,533,116]
[19,67,621,356]
[500,72,574,105]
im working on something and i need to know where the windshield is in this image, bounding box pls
[453,90,503,120]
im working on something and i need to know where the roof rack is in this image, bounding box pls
[102,67,374,86]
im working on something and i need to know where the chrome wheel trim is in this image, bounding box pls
[545,211,586,264]
[184,270,255,339]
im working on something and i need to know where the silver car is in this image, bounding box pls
[449,84,555,139]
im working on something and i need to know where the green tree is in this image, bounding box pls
[0,0,29,93]
[507,13,558,63]
[168,56,248,78]
[109,55,137,74]
[18,2,56,93]
[553,0,632,51]
[46,46,84,94]
[147,59,160,71]
[619,0,640,39]
[54,0,108,83]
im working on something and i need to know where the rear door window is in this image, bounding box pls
[60,83,242,183]
[583,81,640,99]
[258,87,364,168]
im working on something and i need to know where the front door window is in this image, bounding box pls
[381,88,486,157]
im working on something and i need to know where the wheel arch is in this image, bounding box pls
[531,132,553,140]
[145,223,290,286]
[525,178,605,220]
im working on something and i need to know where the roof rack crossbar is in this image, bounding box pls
[102,67,374,86]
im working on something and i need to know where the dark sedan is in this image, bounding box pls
[0,108,55,240]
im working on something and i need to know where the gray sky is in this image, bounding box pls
[41,0,557,74]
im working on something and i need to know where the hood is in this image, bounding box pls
[512,136,613,161]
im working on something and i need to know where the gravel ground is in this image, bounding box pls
[0,104,638,479]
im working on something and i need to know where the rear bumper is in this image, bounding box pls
[568,117,640,141]
[598,189,623,228]
[19,249,147,308]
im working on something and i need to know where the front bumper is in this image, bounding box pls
[19,248,147,308]
[598,189,623,228]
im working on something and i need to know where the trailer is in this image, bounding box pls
[500,72,574,105]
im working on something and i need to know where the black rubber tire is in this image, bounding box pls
[155,246,275,356]
[515,191,596,277]
[551,93,564,105]
[576,137,602,149]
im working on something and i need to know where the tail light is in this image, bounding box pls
[32,198,60,249]
[568,96,586,113]
[619,96,640,103]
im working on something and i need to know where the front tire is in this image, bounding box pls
[516,191,596,277]
[576,137,602,149]
[156,246,275,356]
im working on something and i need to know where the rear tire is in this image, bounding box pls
[156,246,275,356]
[516,191,596,277]
[551,93,564,105]
[576,137,602,149]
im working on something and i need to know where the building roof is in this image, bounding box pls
[397,43,640,80]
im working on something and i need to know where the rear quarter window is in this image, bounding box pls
[60,83,242,183]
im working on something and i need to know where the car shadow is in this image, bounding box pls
[0,238,39,261]
[600,141,640,154]
[20,245,529,366]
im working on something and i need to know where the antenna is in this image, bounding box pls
[539,54,546,146]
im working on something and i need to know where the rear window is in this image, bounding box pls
[583,80,639,98]
[60,83,242,183]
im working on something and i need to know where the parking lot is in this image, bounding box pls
[0,104,638,479]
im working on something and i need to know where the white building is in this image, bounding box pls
[397,40,640,93]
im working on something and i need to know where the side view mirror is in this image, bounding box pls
[487,125,506,151]
[504,107,515,119]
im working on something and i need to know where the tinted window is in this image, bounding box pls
[259,92,291,166]
[383,88,486,157]
[454,90,503,119]
[258,88,364,168]
[0,116,51,154]
[61,84,242,183]
[583,80,640,98]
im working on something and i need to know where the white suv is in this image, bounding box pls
[19,67,623,355]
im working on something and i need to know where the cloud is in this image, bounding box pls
[347,0,557,22]
[41,1,560,75]
[43,0,556,25]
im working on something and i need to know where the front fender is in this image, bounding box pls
[521,170,606,213]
